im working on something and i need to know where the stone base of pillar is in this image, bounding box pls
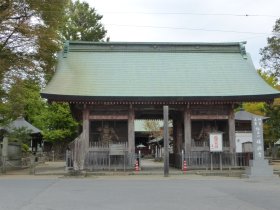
[244,159,277,179]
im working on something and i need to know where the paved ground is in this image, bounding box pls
[4,159,280,176]
[0,175,280,210]
[1,159,279,210]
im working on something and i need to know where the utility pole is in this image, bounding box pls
[163,106,169,177]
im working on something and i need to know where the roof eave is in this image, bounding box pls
[41,93,280,103]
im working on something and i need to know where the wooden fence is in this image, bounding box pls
[85,142,135,171]
[68,140,135,171]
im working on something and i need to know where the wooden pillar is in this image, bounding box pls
[184,108,192,155]
[228,105,236,154]
[173,119,178,154]
[174,113,183,154]
[82,105,90,150]
[128,104,135,154]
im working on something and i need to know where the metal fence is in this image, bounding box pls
[171,152,253,170]
[191,140,230,148]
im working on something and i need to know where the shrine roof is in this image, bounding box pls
[235,110,269,121]
[0,117,41,134]
[41,41,280,102]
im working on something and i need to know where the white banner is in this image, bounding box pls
[210,133,223,152]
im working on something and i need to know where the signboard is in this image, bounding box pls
[209,133,223,152]
[252,117,264,160]
[235,132,252,153]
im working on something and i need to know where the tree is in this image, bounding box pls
[263,104,280,141]
[32,102,79,144]
[260,18,280,143]
[143,120,161,138]
[0,78,78,151]
[242,70,280,144]
[0,79,45,122]
[0,0,69,90]
[61,0,107,41]
[0,0,107,152]
[261,18,280,143]
[260,18,280,79]
[242,69,276,116]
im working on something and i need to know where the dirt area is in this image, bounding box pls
[272,160,280,171]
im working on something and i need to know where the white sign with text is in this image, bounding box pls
[210,133,223,152]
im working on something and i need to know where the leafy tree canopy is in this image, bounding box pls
[0,79,78,144]
[259,18,280,143]
[260,18,280,80]
[243,69,280,143]
[0,79,45,122]
[32,102,79,143]
[242,69,277,116]
[62,0,107,41]
[0,0,68,87]
[0,0,107,146]
[143,120,161,138]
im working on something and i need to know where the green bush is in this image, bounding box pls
[22,143,30,153]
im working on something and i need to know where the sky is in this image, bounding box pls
[86,0,279,69]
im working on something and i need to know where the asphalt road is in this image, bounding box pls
[0,176,279,210]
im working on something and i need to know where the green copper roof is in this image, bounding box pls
[42,41,280,101]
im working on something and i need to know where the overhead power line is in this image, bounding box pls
[25,10,279,18]
[107,24,270,35]
[101,11,278,18]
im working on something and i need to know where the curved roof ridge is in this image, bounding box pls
[65,41,246,54]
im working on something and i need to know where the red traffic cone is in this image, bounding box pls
[183,160,187,174]
[135,160,139,172]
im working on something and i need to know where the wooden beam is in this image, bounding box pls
[228,107,236,153]
[174,113,183,154]
[184,108,192,155]
[89,115,128,120]
[78,105,90,170]
[83,105,90,151]
[191,115,228,120]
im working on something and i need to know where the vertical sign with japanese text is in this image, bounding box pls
[251,117,264,160]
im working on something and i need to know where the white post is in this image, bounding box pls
[181,149,184,170]
[210,153,213,171]
[138,150,141,171]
